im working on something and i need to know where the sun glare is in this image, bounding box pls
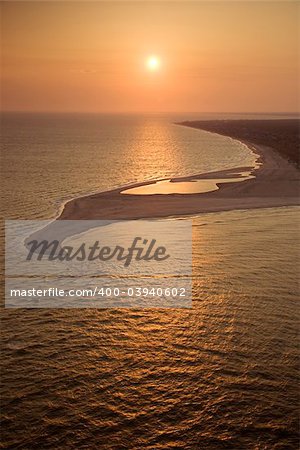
[146,56,160,71]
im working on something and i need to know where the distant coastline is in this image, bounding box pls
[57,119,299,221]
[177,119,300,168]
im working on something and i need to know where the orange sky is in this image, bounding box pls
[1,1,299,113]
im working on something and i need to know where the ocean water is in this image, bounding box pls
[1,113,258,220]
[1,113,299,449]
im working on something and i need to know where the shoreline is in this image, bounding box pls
[57,133,299,221]
[52,131,260,220]
[178,119,300,168]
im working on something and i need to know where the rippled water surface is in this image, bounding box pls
[1,113,256,219]
[1,113,299,449]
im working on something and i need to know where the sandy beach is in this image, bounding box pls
[58,133,299,221]
[179,119,300,167]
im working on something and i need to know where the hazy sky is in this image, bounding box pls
[1,1,299,113]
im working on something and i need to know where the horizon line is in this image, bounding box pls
[1,110,300,116]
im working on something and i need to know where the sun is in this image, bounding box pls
[146,56,160,71]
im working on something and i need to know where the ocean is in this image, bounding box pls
[1,113,299,449]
